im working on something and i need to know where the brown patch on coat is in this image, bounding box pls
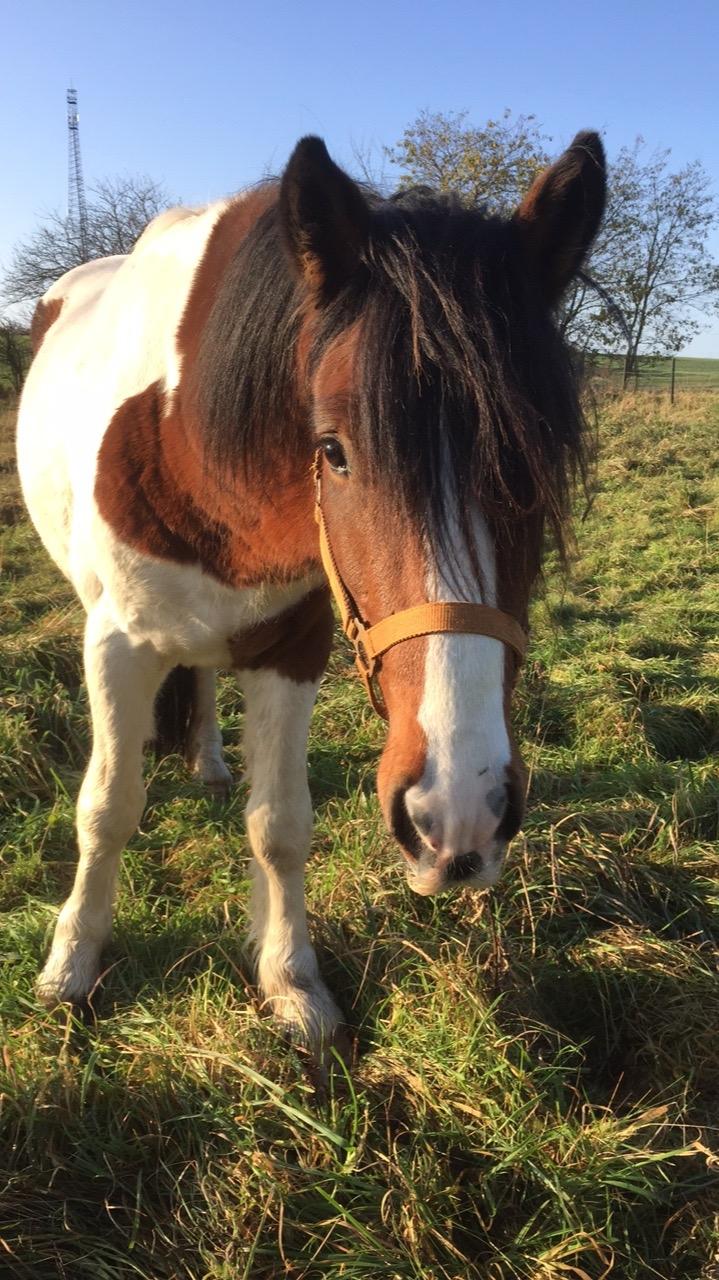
[312,329,431,808]
[177,188,278,370]
[230,587,333,684]
[95,380,319,587]
[30,297,63,354]
[376,644,429,838]
[96,381,227,573]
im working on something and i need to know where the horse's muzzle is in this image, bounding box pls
[388,770,523,895]
[404,841,506,896]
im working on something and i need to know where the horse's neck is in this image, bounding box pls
[178,188,319,586]
[171,398,320,588]
[96,373,318,590]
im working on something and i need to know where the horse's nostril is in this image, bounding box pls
[412,810,433,838]
[447,851,484,882]
[486,785,508,822]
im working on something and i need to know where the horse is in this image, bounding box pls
[16,131,606,1057]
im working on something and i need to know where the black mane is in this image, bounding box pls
[198,185,588,570]
[199,197,304,469]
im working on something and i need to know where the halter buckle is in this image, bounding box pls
[345,617,376,679]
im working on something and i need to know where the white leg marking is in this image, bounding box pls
[186,667,233,791]
[240,668,342,1052]
[37,603,169,1005]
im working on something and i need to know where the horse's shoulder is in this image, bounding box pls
[131,205,205,253]
[31,257,126,354]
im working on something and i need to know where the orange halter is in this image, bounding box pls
[312,455,528,718]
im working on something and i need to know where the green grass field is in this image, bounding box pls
[1,394,718,1278]
[591,354,719,394]
[673,356,719,382]
[646,356,719,388]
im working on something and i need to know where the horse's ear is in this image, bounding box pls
[279,136,370,299]
[514,131,606,303]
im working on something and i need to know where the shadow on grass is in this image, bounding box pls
[626,636,699,660]
[2,1047,711,1280]
[514,668,579,747]
[308,738,377,804]
[640,702,719,761]
[0,1063,289,1279]
[522,952,719,1119]
[8,872,718,1279]
[547,599,632,628]
[528,758,719,842]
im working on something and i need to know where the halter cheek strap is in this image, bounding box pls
[312,455,528,718]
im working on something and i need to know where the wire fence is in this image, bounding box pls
[579,353,719,400]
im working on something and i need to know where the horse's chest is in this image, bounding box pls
[100,529,322,667]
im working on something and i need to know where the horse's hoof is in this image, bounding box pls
[190,755,233,794]
[36,946,102,1009]
[260,974,345,1068]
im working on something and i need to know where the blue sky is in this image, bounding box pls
[3,0,718,353]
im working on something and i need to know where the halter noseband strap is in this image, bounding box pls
[312,455,528,718]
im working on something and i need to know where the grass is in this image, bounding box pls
[592,354,719,394]
[673,356,719,383]
[1,392,719,1278]
[635,356,719,391]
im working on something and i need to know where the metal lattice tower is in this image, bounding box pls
[67,87,89,258]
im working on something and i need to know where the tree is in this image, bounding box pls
[385,109,551,213]
[387,113,719,359]
[0,320,30,394]
[2,175,171,306]
[564,141,719,363]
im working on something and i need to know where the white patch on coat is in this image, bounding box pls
[404,505,511,891]
[17,195,321,657]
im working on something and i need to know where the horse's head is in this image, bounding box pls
[279,134,605,894]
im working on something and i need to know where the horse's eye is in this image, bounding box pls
[319,437,349,474]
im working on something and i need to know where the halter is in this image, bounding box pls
[312,454,528,718]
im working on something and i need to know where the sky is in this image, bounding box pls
[2,0,718,354]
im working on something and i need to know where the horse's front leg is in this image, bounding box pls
[37,602,170,1006]
[240,667,343,1056]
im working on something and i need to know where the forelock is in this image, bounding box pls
[311,195,588,574]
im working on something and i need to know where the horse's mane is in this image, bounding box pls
[198,184,589,569]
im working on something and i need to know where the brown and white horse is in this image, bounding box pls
[17,132,605,1053]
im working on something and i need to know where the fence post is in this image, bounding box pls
[670,356,676,405]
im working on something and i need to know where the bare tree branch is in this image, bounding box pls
[2,174,172,306]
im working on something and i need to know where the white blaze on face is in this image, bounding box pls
[403,503,512,885]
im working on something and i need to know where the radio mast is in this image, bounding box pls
[67,87,89,258]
